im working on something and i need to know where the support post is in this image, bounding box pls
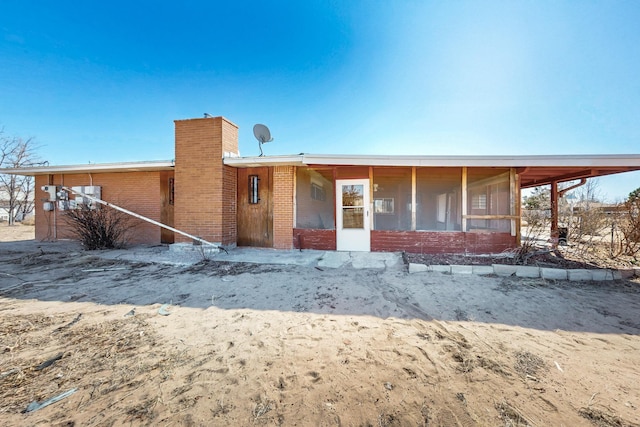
[550,180,559,246]
[411,167,417,231]
[461,167,468,232]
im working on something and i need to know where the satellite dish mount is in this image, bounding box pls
[253,124,273,156]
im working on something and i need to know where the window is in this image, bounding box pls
[311,182,325,201]
[374,198,394,214]
[168,178,175,205]
[471,193,487,210]
[249,175,259,204]
[341,184,365,229]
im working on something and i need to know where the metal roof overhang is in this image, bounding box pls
[518,165,640,188]
[1,160,175,176]
[224,153,640,188]
[5,155,638,187]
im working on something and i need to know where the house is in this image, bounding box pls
[0,187,33,223]
[4,116,640,253]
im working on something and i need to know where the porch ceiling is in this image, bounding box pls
[518,166,640,188]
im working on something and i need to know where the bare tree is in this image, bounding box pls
[0,130,46,225]
[567,179,608,249]
[612,187,640,257]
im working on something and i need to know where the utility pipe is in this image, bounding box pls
[558,178,587,197]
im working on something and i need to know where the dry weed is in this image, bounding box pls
[514,351,546,378]
[578,406,632,427]
[495,400,531,426]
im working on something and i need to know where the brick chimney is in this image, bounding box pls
[173,116,238,246]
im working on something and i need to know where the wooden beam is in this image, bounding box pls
[550,180,559,247]
[515,170,521,244]
[411,167,417,231]
[510,168,517,237]
[461,167,467,232]
[463,215,521,220]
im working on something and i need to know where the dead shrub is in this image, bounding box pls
[20,216,35,226]
[65,205,135,250]
[515,209,550,264]
[614,196,640,257]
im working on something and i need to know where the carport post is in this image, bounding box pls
[550,180,559,246]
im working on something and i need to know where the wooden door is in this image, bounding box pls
[237,167,273,247]
[160,171,175,244]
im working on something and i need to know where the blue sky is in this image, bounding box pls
[1,0,639,201]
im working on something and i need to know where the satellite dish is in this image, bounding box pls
[253,124,273,156]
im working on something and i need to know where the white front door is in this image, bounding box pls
[336,179,370,251]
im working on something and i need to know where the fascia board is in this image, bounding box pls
[1,160,175,176]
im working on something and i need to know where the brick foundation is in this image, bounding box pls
[371,230,516,254]
[293,229,337,250]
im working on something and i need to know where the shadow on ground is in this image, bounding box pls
[1,241,639,335]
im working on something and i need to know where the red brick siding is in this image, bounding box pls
[173,116,238,246]
[34,171,163,245]
[272,166,294,249]
[293,229,336,250]
[371,230,516,254]
[290,229,513,254]
[222,165,237,246]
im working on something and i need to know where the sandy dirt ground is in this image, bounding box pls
[1,230,640,426]
[0,223,35,243]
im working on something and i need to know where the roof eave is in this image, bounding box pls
[223,155,306,168]
[224,153,640,168]
[301,154,640,167]
[0,160,175,176]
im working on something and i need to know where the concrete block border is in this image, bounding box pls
[408,262,640,281]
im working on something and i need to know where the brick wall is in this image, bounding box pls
[371,230,516,254]
[221,165,238,246]
[290,229,514,254]
[293,229,336,250]
[173,116,238,246]
[34,171,164,245]
[272,166,294,249]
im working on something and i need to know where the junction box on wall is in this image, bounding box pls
[71,186,102,209]
[40,185,102,211]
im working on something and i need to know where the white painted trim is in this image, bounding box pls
[8,153,640,175]
[2,160,174,176]
[224,153,640,168]
[224,155,306,167]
